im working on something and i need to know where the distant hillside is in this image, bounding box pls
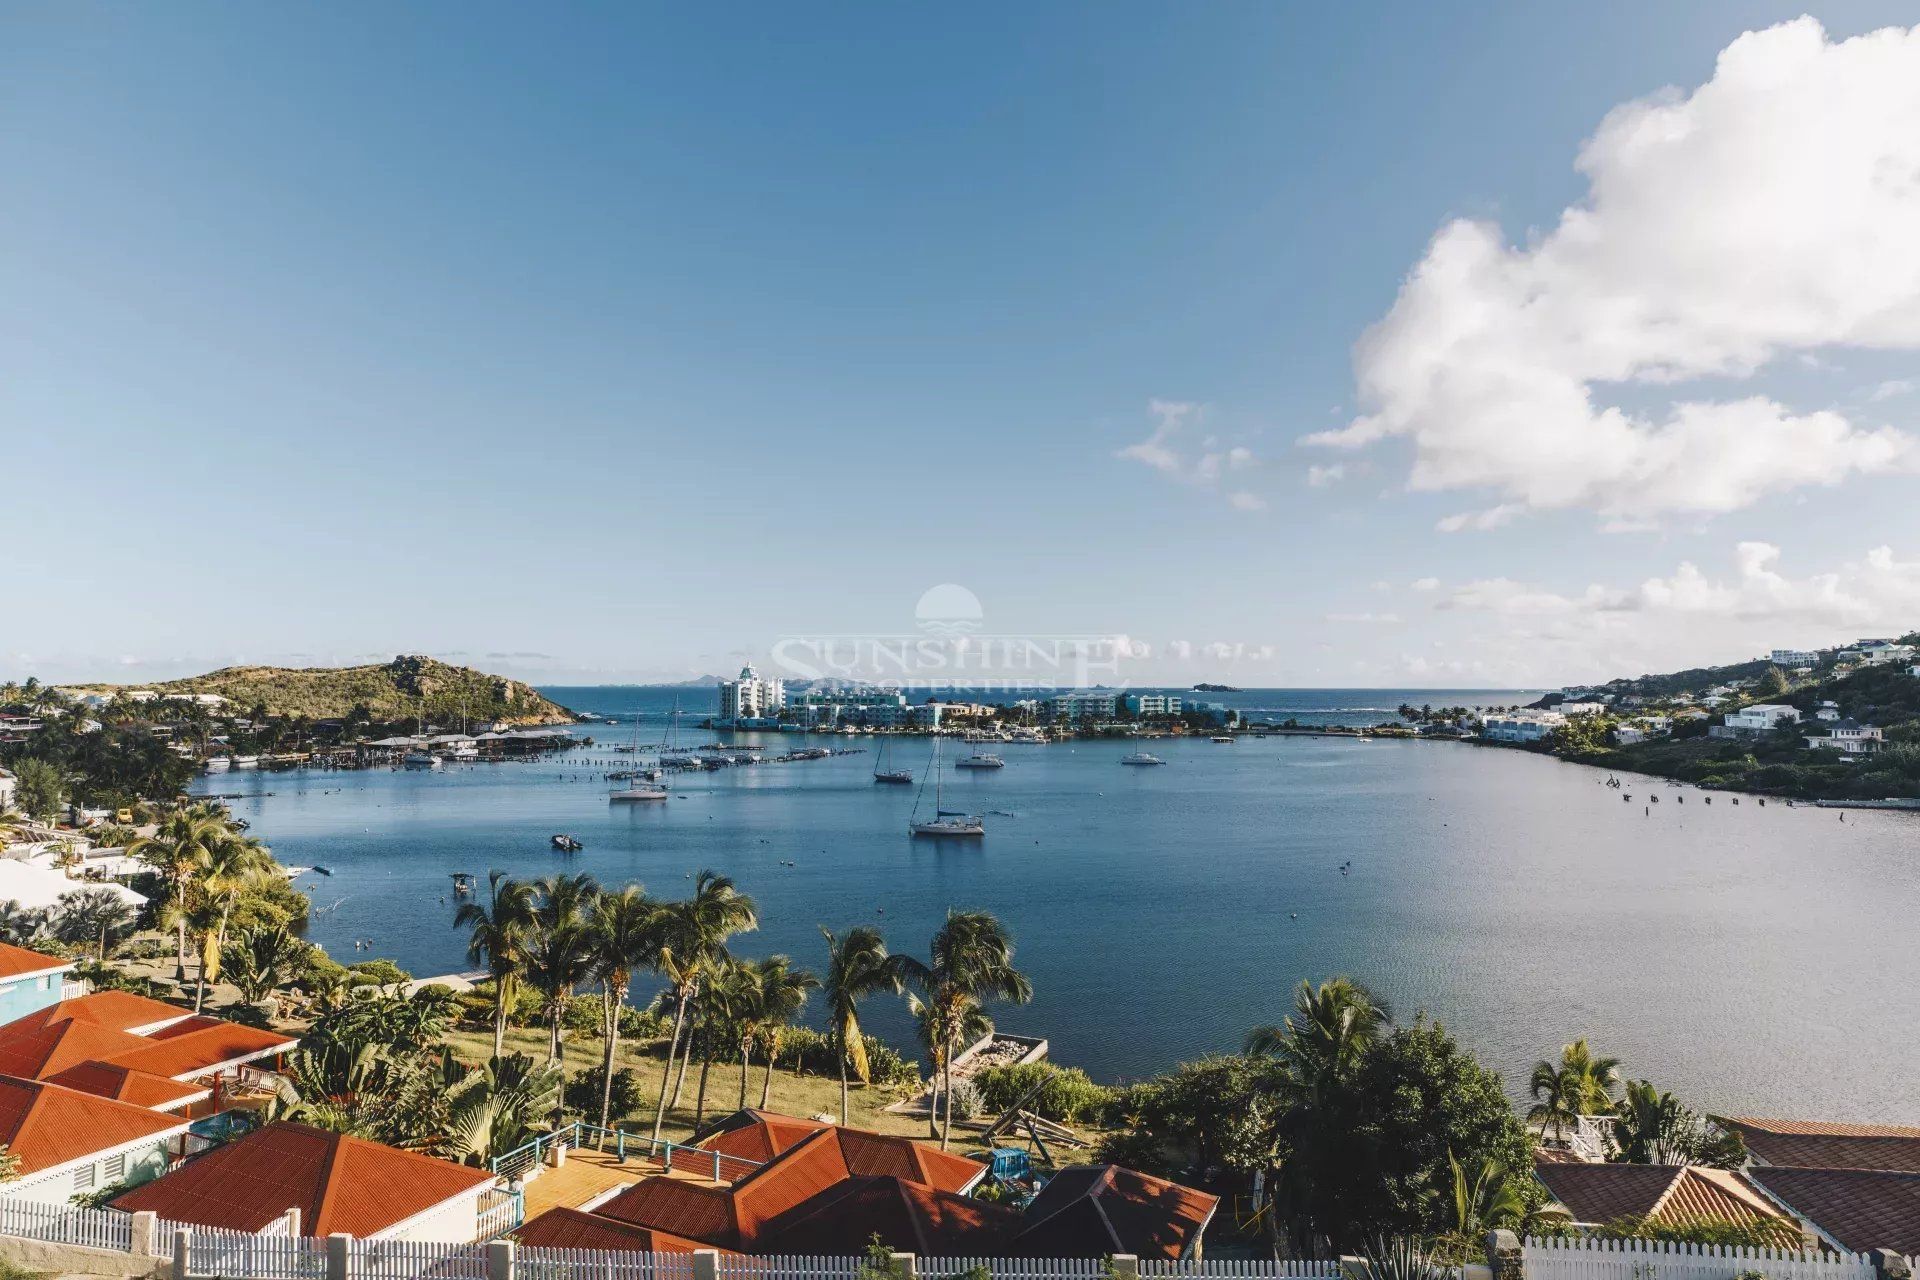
[114,656,575,725]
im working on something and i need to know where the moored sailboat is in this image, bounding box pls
[910,737,984,837]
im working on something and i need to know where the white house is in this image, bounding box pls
[1770,648,1820,667]
[1804,720,1885,755]
[0,766,13,812]
[1841,643,1915,667]
[0,1075,191,1204]
[1557,701,1607,716]
[1722,704,1801,733]
[1482,711,1566,743]
[1815,701,1841,722]
[1613,726,1647,746]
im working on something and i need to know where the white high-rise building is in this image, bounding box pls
[717,665,785,723]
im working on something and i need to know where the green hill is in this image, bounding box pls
[122,655,574,725]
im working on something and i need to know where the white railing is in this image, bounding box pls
[0,1198,132,1251]
[352,1236,490,1280]
[1568,1115,1616,1163]
[1524,1237,1879,1280]
[179,1222,328,1279]
[715,1257,864,1280]
[519,1246,693,1280]
[1141,1265,1342,1279]
[477,1188,526,1241]
[61,978,91,999]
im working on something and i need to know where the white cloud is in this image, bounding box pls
[1308,18,1920,528]
[1326,612,1403,625]
[1411,577,1441,592]
[1117,400,1266,510]
[1869,378,1917,402]
[1305,464,1345,488]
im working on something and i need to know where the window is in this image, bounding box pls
[73,1164,95,1191]
[104,1154,127,1181]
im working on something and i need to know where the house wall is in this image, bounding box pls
[0,970,68,1023]
[8,1138,176,1206]
[381,1187,486,1243]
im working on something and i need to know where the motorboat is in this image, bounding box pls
[203,757,231,773]
[231,755,260,770]
[1211,735,1234,743]
[955,752,1005,769]
[1120,750,1166,766]
[551,834,584,852]
[403,751,441,768]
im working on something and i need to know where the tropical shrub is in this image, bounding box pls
[973,1062,1114,1124]
[565,1065,644,1121]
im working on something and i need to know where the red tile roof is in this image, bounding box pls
[595,1177,740,1247]
[0,1016,153,1081]
[45,1061,208,1111]
[732,1129,854,1241]
[0,1074,189,1174]
[101,1018,294,1081]
[1534,1162,1785,1230]
[515,1208,718,1254]
[19,991,192,1035]
[1745,1167,1920,1254]
[0,943,71,981]
[697,1110,986,1194]
[758,1176,1022,1256]
[1719,1117,1920,1174]
[113,1122,493,1238]
[1015,1165,1219,1260]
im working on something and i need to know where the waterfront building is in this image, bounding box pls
[785,687,910,727]
[1044,691,1118,721]
[1481,711,1565,742]
[1715,1116,1920,1255]
[1770,648,1820,667]
[718,665,786,724]
[1720,703,1802,734]
[1531,1161,1789,1237]
[1124,693,1183,717]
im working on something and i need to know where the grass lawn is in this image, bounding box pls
[444,1025,953,1146]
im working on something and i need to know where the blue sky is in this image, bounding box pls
[5,3,1920,687]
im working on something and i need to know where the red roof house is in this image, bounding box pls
[1014,1165,1219,1260]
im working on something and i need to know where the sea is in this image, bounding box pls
[188,686,1920,1120]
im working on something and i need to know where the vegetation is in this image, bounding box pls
[66,655,574,725]
[972,1061,1112,1125]
[893,910,1033,1150]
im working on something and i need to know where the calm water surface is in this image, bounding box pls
[190,687,1920,1120]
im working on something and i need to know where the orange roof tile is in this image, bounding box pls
[0,943,71,981]
[45,1061,208,1111]
[0,1074,189,1174]
[1719,1116,1920,1173]
[18,991,192,1035]
[515,1208,719,1253]
[1535,1162,1786,1230]
[731,1129,853,1241]
[595,1177,740,1247]
[758,1176,1022,1256]
[697,1110,985,1194]
[0,1016,154,1081]
[1745,1167,1920,1254]
[102,1019,294,1081]
[113,1122,493,1238]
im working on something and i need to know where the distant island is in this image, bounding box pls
[67,654,577,725]
[1191,682,1242,693]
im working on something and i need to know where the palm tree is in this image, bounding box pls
[740,955,817,1110]
[524,919,595,1067]
[1559,1039,1621,1114]
[193,832,276,1010]
[689,957,758,1130]
[223,924,309,1004]
[1438,1153,1538,1261]
[1245,978,1390,1083]
[892,910,1033,1149]
[1527,1058,1583,1147]
[130,808,229,981]
[819,925,902,1123]
[454,873,539,1058]
[586,886,661,1132]
[648,871,758,1142]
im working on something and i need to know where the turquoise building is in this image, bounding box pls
[0,943,78,1025]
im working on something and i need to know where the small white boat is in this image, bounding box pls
[1211,736,1234,744]
[403,751,441,769]
[955,752,1005,769]
[1120,751,1166,766]
[230,755,260,770]
[203,757,231,773]
[609,782,669,802]
[447,744,480,760]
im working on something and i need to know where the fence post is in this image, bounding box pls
[171,1227,190,1280]
[327,1232,353,1280]
[1487,1230,1524,1280]
[712,1150,723,1182]
[890,1253,918,1278]
[618,1131,627,1163]
[1872,1250,1913,1280]
[693,1248,721,1280]
[1339,1257,1369,1280]
[489,1237,517,1280]
[1110,1255,1139,1280]
[286,1207,303,1237]
[130,1210,156,1258]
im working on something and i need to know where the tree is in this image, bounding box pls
[524,916,595,1068]
[1558,1039,1621,1114]
[819,925,902,1123]
[454,873,538,1059]
[892,910,1033,1150]
[648,870,758,1142]
[439,1051,563,1166]
[10,758,65,823]
[223,923,310,1004]
[1527,1058,1583,1147]
[1611,1079,1745,1168]
[50,888,135,960]
[131,808,230,981]
[193,832,277,1010]
[585,885,661,1132]
[741,955,817,1110]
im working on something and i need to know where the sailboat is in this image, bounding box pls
[873,735,914,784]
[910,737,984,837]
[1120,738,1166,766]
[610,701,669,802]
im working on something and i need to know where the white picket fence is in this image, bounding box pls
[170,1220,328,1279]
[518,1247,693,1280]
[351,1236,490,1279]
[1524,1237,1887,1280]
[1141,1264,1342,1279]
[0,1199,133,1251]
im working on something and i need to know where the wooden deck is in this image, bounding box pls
[519,1144,728,1219]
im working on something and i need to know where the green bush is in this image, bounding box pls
[777,1029,919,1087]
[973,1062,1114,1124]
[565,1065,645,1120]
[347,958,411,987]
